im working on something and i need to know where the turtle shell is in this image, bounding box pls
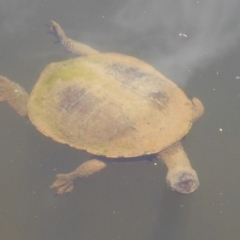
[28,53,194,158]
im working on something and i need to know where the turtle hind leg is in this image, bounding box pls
[50,159,107,195]
[0,76,29,116]
[48,20,99,56]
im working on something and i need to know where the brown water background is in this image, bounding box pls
[0,0,240,239]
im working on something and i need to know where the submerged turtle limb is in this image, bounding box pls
[0,76,28,116]
[49,20,99,56]
[50,159,107,194]
[158,141,199,194]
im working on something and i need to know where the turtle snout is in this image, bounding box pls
[166,168,199,194]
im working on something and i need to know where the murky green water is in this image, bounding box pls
[1,0,240,239]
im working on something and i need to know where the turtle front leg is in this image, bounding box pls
[50,159,107,194]
[158,141,199,194]
[0,76,29,116]
[48,20,99,56]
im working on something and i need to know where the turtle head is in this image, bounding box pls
[166,168,199,194]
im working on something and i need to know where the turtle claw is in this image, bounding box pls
[47,20,66,43]
[50,174,75,195]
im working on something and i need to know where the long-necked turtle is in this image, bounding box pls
[0,21,204,195]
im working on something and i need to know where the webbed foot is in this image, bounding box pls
[50,159,107,195]
[47,20,99,56]
[50,174,75,195]
[48,20,67,43]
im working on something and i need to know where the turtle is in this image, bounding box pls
[0,21,204,195]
